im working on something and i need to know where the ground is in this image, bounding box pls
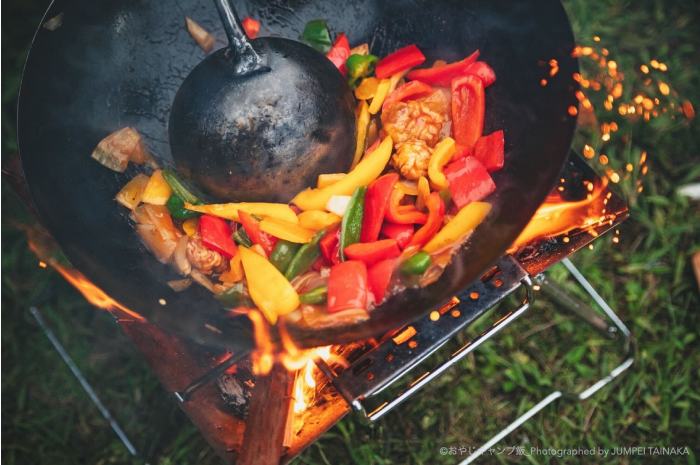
[2,0,699,464]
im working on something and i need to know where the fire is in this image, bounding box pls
[27,235,145,321]
[512,178,616,249]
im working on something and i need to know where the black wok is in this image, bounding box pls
[18,0,578,351]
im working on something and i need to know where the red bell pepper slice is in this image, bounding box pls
[466,60,496,87]
[406,50,479,87]
[382,80,434,112]
[451,74,485,150]
[361,173,399,242]
[409,192,445,247]
[327,260,368,313]
[375,44,426,79]
[242,17,260,39]
[238,211,277,256]
[320,225,341,265]
[367,258,398,304]
[473,130,504,172]
[381,222,415,249]
[199,215,238,259]
[326,33,351,76]
[344,239,401,267]
[385,186,428,225]
[444,156,496,209]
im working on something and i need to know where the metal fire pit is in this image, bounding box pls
[23,151,634,464]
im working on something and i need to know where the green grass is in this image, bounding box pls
[2,0,699,464]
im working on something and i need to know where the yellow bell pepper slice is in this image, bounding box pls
[141,170,173,205]
[354,77,379,100]
[259,217,316,243]
[317,173,346,188]
[368,78,391,114]
[115,174,149,210]
[416,176,431,210]
[292,136,394,211]
[388,69,409,94]
[182,218,198,236]
[219,252,244,283]
[298,210,341,230]
[423,202,492,253]
[239,247,299,324]
[428,137,456,190]
[352,100,371,168]
[184,202,298,223]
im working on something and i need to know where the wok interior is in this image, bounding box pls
[18,0,577,351]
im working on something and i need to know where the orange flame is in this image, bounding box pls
[27,236,145,321]
[512,178,616,249]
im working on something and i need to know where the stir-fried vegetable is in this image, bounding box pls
[298,210,341,230]
[215,282,252,308]
[327,260,368,313]
[385,185,427,224]
[260,217,315,243]
[269,240,301,272]
[451,75,485,150]
[141,170,172,205]
[240,247,299,324]
[162,169,201,204]
[326,33,350,75]
[185,17,215,53]
[444,156,496,209]
[338,186,366,261]
[368,78,391,114]
[427,136,457,190]
[199,214,238,259]
[472,130,505,172]
[239,211,277,255]
[292,136,393,211]
[344,239,401,266]
[423,202,492,253]
[352,100,371,167]
[346,54,378,87]
[367,258,397,303]
[406,50,480,86]
[301,19,332,53]
[382,80,433,112]
[361,173,398,242]
[299,286,328,305]
[400,251,432,275]
[375,44,426,79]
[92,127,150,173]
[381,222,414,249]
[185,202,298,223]
[166,194,199,220]
[115,174,149,210]
[285,230,325,280]
[409,192,445,248]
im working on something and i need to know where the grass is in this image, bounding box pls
[2,0,699,464]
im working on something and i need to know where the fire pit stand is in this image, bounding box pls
[20,152,635,464]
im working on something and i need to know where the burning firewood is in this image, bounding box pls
[237,362,294,465]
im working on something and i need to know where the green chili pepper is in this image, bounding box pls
[285,230,325,280]
[233,228,252,248]
[346,54,378,87]
[269,240,301,273]
[339,186,366,261]
[299,286,328,305]
[166,194,199,220]
[400,251,432,275]
[162,169,201,204]
[215,283,252,308]
[301,19,332,53]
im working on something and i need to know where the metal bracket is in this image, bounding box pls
[458,258,635,464]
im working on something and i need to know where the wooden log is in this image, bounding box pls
[237,363,294,465]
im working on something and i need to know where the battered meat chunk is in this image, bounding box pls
[391,139,433,180]
[186,237,228,274]
[381,89,451,147]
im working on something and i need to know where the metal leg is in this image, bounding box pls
[458,259,635,464]
[29,307,141,459]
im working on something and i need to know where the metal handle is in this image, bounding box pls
[213,0,266,75]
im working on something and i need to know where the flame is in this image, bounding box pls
[512,178,616,249]
[27,237,145,321]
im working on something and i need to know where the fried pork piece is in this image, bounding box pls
[381,89,450,147]
[391,139,433,180]
[91,127,150,172]
[186,237,229,275]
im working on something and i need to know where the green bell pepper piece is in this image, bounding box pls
[347,54,378,87]
[339,186,366,261]
[285,230,325,280]
[299,286,328,305]
[400,251,432,275]
[233,228,252,248]
[162,169,201,205]
[269,240,301,273]
[166,194,199,220]
[301,19,332,53]
[215,283,252,308]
